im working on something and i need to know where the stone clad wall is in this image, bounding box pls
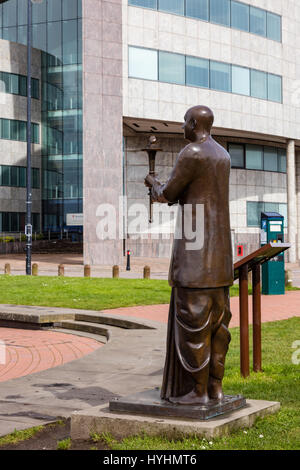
[83,0,123,265]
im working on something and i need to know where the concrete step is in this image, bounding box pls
[75,312,153,330]
[54,320,122,342]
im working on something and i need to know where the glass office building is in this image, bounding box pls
[0,0,83,235]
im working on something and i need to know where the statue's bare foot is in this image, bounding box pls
[208,377,224,401]
[169,390,210,406]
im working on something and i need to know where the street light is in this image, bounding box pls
[26,0,43,275]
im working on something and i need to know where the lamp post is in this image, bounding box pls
[25,0,33,275]
[26,0,43,275]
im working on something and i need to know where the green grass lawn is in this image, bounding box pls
[102,318,300,450]
[0,275,297,311]
[0,275,172,310]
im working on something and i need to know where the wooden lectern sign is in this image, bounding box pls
[233,242,291,377]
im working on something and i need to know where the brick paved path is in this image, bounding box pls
[0,328,103,383]
[103,291,300,327]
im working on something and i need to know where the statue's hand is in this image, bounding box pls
[144,174,156,188]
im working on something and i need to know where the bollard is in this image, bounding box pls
[4,263,11,275]
[126,250,131,271]
[32,263,38,276]
[84,265,91,277]
[58,264,65,276]
[143,265,151,279]
[285,270,292,288]
[112,265,119,278]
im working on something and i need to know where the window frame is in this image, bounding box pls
[230,0,250,32]
[228,142,287,173]
[228,143,245,169]
[127,1,282,42]
[247,201,288,228]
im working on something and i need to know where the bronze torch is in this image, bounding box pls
[143,136,161,223]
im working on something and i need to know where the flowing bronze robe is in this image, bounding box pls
[151,136,233,400]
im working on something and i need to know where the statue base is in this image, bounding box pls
[109,388,246,420]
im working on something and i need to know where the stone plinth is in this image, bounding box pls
[71,397,280,441]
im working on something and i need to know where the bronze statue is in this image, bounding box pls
[145,106,233,405]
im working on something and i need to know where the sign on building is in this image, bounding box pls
[66,213,83,226]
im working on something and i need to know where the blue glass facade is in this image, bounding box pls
[0,0,83,235]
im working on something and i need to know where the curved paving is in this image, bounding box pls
[0,328,103,383]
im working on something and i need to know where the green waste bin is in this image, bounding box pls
[261,212,285,295]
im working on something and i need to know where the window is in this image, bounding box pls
[32,168,40,189]
[158,0,184,16]
[232,65,250,96]
[210,0,230,26]
[268,74,282,103]
[186,0,209,21]
[19,121,26,141]
[229,143,287,173]
[129,47,158,80]
[0,166,39,189]
[228,144,244,168]
[1,119,10,139]
[186,56,209,88]
[250,6,266,36]
[247,201,264,227]
[0,71,39,100]
[278,149,287,173]
[63,20,78,65]
[246,145,263,170]
[267,12,281,42]
[19,76,27,96]
[210,61,231,92]
[3,27,17,42]
[32,123,40,144]
[32,78,40,100]
[47,21,62,64]
[264,147,278,172]
[10,74,19,94]
[1,166,10,186]
[0,212,40,233]
[0,119,39,143]
[128,46,282,102]
[32,0,47,24]
[129,0,157,8]
[251,70,267,100]
[10,120,19,141]
[2,0,17,27]
[1,72,10,93]
[231,1,249,32]
[47,0,62,22]
[11,166,18,187]
[159,51,185,85]
[19,167,26,187]
[279,204,288,228]
[127,1,281,42]
[63,0,78,20]
[247,202,287,227]
[18,0,27,26]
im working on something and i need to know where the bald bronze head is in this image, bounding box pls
[182,106,214,142]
